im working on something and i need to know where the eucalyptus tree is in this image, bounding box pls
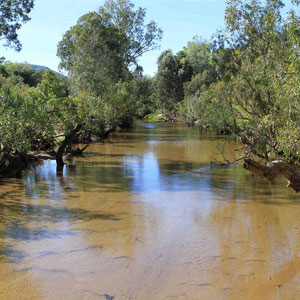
[0,70,71,159]
[155,50,193,117]
[184,0,299,160]
[184,37,213,76]
[183,38,217,104]
[57,12,126,96]
[57,0,162,96]
[221,0,300,160]
[128,75,156,118]
[98,0,163,66]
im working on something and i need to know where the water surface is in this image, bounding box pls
[0,122,299,299]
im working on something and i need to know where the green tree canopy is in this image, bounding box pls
[182,0,299,159]
[98,0,163,66]
[155,49,194,117]
[222,0,300,159]
[57,0,162,96]
[57,12,126,96]
[0,0,34,51]
[184,36,212,75]
[5,63,43,86]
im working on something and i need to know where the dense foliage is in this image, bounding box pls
[55,0,163,141]
[220,0,300,160]
[153,0,299,161]
[57,0,162,96]
[0,65,70,159]
[0,0,299,176]
[1,0,162,173]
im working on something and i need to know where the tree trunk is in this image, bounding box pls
[243,159,300,192]
[56,123,85,168]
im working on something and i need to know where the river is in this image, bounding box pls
[0,122,299,299]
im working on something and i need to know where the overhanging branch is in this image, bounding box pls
[243,159,300,192]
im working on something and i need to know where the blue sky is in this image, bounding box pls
[0,0,295,76]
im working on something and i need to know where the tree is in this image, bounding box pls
[183,38,217,97]
[57,12,126,96]
[0,69,71,159]
[181,0,299,158]
[184,36,212,76]
[180,37,238,128]
[128,75,156,118]
[57,0,162,96]
[0,0,34,51]
[221,0,300,160]
[155,50,193,118]
[99,0,163,66]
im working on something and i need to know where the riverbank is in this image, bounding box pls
[0,123,126,179]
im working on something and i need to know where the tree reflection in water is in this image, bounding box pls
[0,122,299,299]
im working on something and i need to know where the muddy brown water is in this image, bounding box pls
[0,122,299,300]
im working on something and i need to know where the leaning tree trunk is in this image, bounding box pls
[56,123,85,170]
[243,159,300,193]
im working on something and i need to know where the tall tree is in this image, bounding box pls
[99,0,163,66]
[184,36,212,75]
[0,0,34,51]
[57,0,162,96]
[222,0,300,159]
[57,12,126,96]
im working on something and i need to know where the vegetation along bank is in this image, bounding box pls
[0,0,299,191]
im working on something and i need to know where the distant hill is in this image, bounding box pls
[30,64,65,78]
[30,64,51,72]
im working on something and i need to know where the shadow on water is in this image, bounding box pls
[206,166,300,206]
[0,171,121,263]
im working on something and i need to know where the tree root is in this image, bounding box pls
[243,159,300,192]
